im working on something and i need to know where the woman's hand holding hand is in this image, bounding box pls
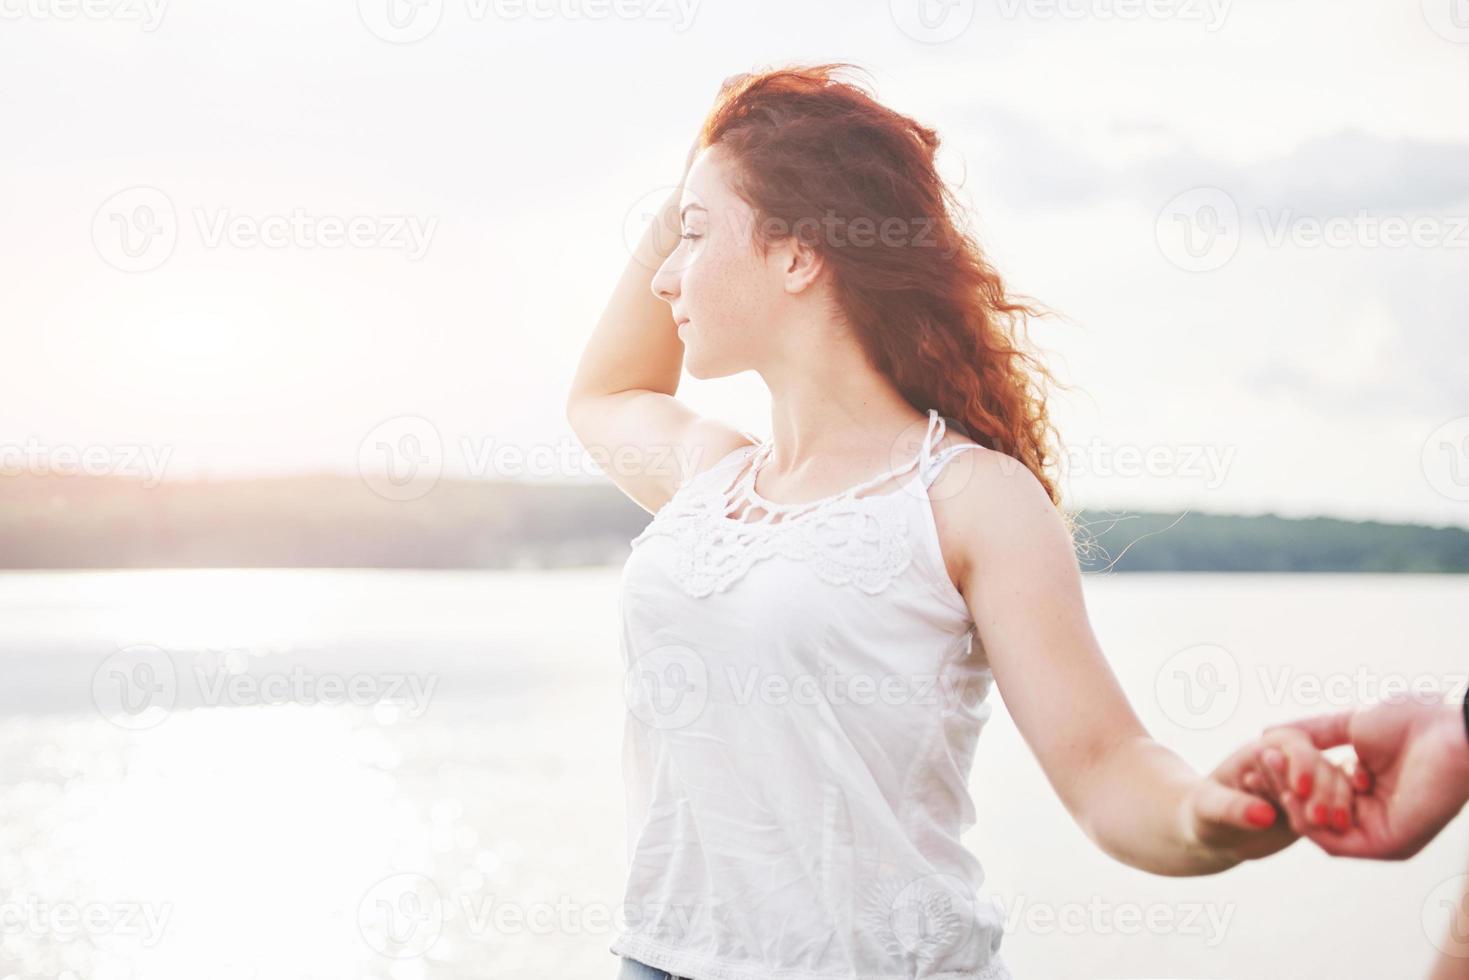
[1184,727,1364,867]
[1240,726,1368,837]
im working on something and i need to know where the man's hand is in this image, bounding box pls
[1257,697,1469,860]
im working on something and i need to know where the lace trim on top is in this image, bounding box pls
[630,409,982,598]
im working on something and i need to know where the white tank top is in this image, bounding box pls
[611,408,1012,980]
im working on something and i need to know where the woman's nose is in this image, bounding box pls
[650,259,680,303]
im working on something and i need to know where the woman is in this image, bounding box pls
[567,64,1359,980]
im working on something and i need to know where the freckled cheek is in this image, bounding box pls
[680,242,722,309]
[699,238,758,299]
[686,239,753,335]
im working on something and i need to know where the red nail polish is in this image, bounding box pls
[1332,808,1349,832]
[1352,768,1370,791]
[1296,772,1313,797]
[1246,801,1276,828]
[1311,803,1327,826]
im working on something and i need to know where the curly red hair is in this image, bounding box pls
[698,63,1073,515]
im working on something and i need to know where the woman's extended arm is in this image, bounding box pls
[938,450,1295,876]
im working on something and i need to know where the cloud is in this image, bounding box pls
[1238,259,1469,419]
[965,109,1469,215]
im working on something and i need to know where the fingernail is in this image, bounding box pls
[1246,801,1276,828]
[1296,772,1313,797]
[1310,802,1328,826]
[1352,768,1370,791]
[1332,808,1349,832]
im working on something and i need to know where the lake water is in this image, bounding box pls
[0,568,1465,979]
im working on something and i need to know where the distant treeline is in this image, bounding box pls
[1,474,1466,573]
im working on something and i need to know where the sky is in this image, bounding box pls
[3,0,1467,527]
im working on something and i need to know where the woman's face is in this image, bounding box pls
[651,145,788,380]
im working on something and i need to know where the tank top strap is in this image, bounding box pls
[810,408,954,498]
[677,440,759,497]
[722,411,976,512]
[916,410,985,490]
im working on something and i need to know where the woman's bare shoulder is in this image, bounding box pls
[926,435,1060,591]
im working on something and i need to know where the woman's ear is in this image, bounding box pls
[780,236,825,295]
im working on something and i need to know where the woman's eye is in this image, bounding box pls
[681,231,702,241]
